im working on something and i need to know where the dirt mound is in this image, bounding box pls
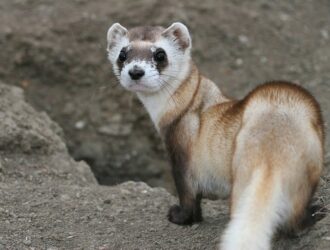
[0,82,95,186]
[0,81,329,249]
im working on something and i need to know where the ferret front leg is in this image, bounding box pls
[167,166,202,225]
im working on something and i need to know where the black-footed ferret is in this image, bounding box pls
[106,22,324,250]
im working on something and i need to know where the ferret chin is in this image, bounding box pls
[107,22,325,250]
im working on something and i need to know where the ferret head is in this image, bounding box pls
[107,22,192,94]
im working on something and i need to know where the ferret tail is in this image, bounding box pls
[220,169,289,250]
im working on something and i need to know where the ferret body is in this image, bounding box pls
[107,22,324,250]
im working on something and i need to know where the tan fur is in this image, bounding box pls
[159,66,324,230]
[107,23,325,249]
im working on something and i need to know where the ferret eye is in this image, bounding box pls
[154,49,166,62]
[118,50,127,62]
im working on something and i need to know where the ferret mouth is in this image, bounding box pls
[127,82,159,92]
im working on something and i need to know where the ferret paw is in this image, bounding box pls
[168,205,193,225]
[167,204,202,225]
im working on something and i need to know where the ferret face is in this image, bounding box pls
[107,23,192,94]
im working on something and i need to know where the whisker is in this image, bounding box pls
[158,78,181,108]
[161,82,178,108]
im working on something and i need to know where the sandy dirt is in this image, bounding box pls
[0,83,328,249]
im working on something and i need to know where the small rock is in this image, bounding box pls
[260,56,268,64]
[0,238,7,248]
[30,213,37,219]
[238,35,249,45]
[74,120,86,130]
[98,245,111,250]
[98,123,132,136]
[23,236,31,246]
[4,27,13,38]
[321,29,329,40]
[60,194,70,201]
[109,114,122,123]
[103,199,112,204]
[235,58,243,66]
[279,13,290,22]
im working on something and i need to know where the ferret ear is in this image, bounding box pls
[161,22,191,51]
[107,23,128,51]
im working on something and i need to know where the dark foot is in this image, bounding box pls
[280,203,328,238]
[167,204,202,225]
[301,203,328,229]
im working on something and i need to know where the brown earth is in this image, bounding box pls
[0,0,330,249]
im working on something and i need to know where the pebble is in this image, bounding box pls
[235,58,243,66]
[238,35,249,45]
[4,27,13,38]
[260,56,268,64]
[98,123,132,136]
[74,120,86,130]
[98,245,110,250]
[321,29,329,40]
[109,114,122,123]
[103,199,111,204]
[22,236,31,246]
[279,13,290,22]
[60,194,70,201]
[0,238,6,248]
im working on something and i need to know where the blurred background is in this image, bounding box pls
[0,0,329,192]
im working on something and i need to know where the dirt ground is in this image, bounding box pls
[0,0,330,249]
[0,81,328,249]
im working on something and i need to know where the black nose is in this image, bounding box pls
[129,67,145,80]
